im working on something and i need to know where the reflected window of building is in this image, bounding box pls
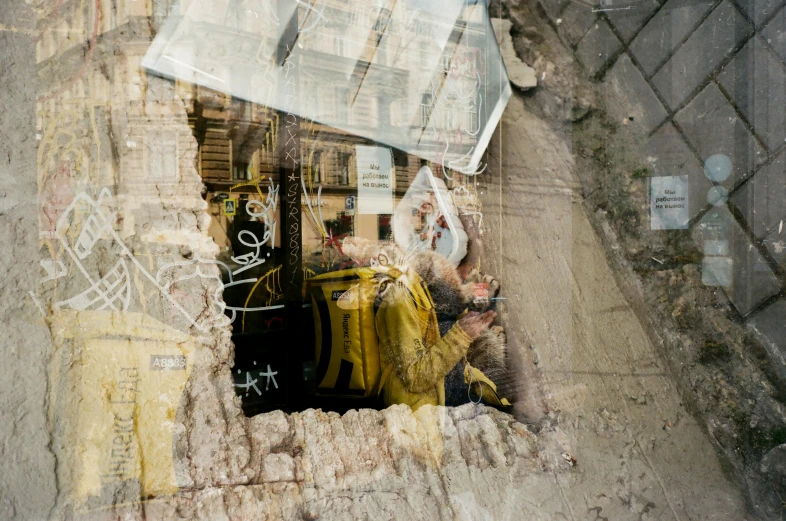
[147,75,175,105]
[389,99,408,127]
[419,41,432,70]
[324,211,354,237]
[336,88,349,123]
[100,0,117,32]
[233,162,249,181]
[441,54,451,74]
[349,94,379,128]
[311,151,322,184]
[378,214,393,241]
[302,79,317,114]
[415,19,433,39]
[393,148,409,169]
[334,35,345,58]
[57,20,69,49]
[339,152,351,186]
[420,92,433,127]
[147,132,177,181]
[372,8,391,33]
[349,4,365,26]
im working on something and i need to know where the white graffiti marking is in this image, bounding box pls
[245,0,279,24]
[236,370,262,397]
[29,291,46,318]
[296,0,329,33]
[260,364,279,390]
[49,180,282,330]
[445,144,488,176]
[232,180,280,276]
[423,36,489,179]
[73,194,114,260]
[40,257,67,282]
[54,188,234,330]
[156,179,284,328]
[55,258,131,312]
[302,178,326,237]
[235,362,279,398]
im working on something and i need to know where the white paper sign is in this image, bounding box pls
[651,175,689,230]
[357,146,393,214]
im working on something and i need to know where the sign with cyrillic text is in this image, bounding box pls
[651,175,689,230]
[357,146,393,215]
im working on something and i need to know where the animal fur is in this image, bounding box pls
[411,252,507,401]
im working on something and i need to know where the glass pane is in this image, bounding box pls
[12,0,786,518]
[142,0,511,171]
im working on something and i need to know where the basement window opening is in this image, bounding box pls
[188,96,514,417]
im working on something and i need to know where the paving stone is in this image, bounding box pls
[733,0,785,28]
[693,205,781,316]
[604,52,668,133]
[762,227,786,265]
[557,3,598,47]
[539,0,570,21]
[749,299,786,382]
[674,82,766,187]
[629,0,716,77]
[761,7,786,64]
[652,0,753,110]
[731,151,786,238]
[604,0,661,43]
[575,19,623,77]
[643,122,713,220]
[718,37,786,153]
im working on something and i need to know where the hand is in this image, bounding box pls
[458,310,496,340]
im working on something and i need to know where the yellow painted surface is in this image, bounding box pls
[50,311,194,503]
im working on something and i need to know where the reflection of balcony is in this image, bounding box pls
[312,184,355,196]
[419,104,433,128]
[309,184,410,197]
[418,104,481,136]
[37,16,154,93]
[299,49,408,94]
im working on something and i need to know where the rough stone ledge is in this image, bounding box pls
[76,404,567,520]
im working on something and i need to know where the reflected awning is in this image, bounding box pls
[142,0,511,172]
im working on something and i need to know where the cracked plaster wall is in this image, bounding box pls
[1,2,58,520]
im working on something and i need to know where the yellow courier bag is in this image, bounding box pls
[307,268,383,398]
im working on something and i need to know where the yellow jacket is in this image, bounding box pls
[375,270,473,409]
